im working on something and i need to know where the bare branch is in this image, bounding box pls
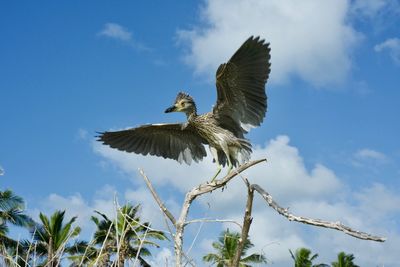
[189,159,267,198]
[232,179,254,267]
[139,169,177,225]
[185,218,243,229]
[185,218,206,263]
[161,211,175,240]
[251,184,386,242]
[139,158,386,267]
[174,159,267,266]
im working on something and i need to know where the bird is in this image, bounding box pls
[98,36,271,181]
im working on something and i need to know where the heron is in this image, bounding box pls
[98,36,271,181]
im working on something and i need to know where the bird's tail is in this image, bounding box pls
[216,139,252,167]
[235,138,252,165]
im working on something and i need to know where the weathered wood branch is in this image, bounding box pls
[189,159,267,196]
[174,159,266,266]
[184,218,243,229]
[251,184,386,242]
[139,169,196,266]
[232,178,254,267]
[140,158,386,267]
[140,169,177,225]
[140,159,266,267]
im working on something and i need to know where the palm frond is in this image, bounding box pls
[0,190,25,211]
[241,253,267,263]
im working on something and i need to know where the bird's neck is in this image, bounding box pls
[185,105,197,121]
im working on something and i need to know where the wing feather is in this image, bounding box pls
[98,123,208,165]
[213,36,271,137]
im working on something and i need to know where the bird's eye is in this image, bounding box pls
[181,102,186,107]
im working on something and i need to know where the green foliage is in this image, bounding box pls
[0,189,34,236]
[0,189,34,266]
[67,240,100,266]
[203,228,267,266]
[31,210,81,266]
[69,203,167,267]
[331,252,359,267]
[0,189,363,267]
[289,248,329,267]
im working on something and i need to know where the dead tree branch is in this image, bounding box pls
[140,169,177,225]
[184,218,243,229]
[232,178,254,267]
[174,159,266,266]
[140,159,266,267]
[140,158,385,267]
[251,184,386,242]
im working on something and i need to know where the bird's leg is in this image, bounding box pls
[227,160,233,174]
[224,154,235,179]
[210,164,222,182]
[209,146,221,182]
[221,144,234,178]
[225,145,242,177]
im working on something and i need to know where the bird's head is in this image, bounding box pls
[165,92,197,115]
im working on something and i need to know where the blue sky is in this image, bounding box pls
[1,0,400,266]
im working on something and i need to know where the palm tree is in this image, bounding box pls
[68,240,100,266]
[31,210,81,267]
[289,248,329,267]
[0,189,34,265]
[88,204,167,266]
[203,229,267,267]
[0,190,34,242]
[331,252,359,267]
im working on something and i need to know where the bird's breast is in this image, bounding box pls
[191,118,236,148]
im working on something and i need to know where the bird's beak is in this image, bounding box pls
[165,105,177,113]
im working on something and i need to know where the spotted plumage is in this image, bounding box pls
[98,36,271,180]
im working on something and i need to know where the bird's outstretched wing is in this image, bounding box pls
[213,36,271,137]
[97,123,208,165]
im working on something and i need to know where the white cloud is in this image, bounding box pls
[352,0,400,17]
[146,248,174,267]
[125,186,180,230]
[35,184,176,243]
[0,165,4,175]
[35,187,174,265]
[98,23,132,41]
[93,135,341,203]
[241,184,400,266]
[375,38,400,65]
[33,186,118,232]
[352,0,389,17]
[354,183,400,219]
[312,197,400,267]
[76,128,88,140]
[92,139,218,191]
[353,148,389,166]
[177,0,362,87]
[93,134,400,266]
[98,23,150,51]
